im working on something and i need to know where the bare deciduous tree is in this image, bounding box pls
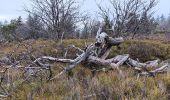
[25,0,81,40]
[97,0,158,38]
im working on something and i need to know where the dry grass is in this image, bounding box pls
[0,38,170,100]
[8,67,170,100]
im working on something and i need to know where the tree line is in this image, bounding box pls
[0,0,169,42]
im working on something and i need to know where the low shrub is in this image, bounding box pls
[110,40,170,62]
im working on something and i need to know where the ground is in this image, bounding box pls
[0,37,170,100]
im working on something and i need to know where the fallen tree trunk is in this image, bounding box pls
[29,23,170,80]
[1,23,170,83]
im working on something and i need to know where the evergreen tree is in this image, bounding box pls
[26,14,44,39]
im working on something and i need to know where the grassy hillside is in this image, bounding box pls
[0,39,170,100]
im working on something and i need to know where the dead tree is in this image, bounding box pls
[33,23,170,80]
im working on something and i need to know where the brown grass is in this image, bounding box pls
[0,38,170,100]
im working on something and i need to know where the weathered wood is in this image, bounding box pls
[126,58,170,76]
[145,59,160,68]
[34,23,170,78]
[1,23,170,84]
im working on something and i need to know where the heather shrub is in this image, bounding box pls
[110,40,170,62]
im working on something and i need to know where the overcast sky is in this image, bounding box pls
[0,0,170,22]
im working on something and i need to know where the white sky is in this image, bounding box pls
[0,0,170,22]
